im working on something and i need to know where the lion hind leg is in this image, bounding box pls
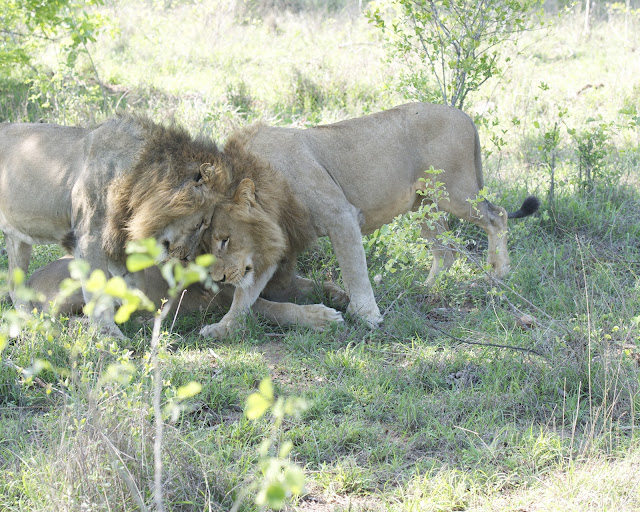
[430,188,509,278]
[420,217,456,287]
[477,201,510,279]
[264,261,349,308]
[441,198,510,279]
[291,276,349,308]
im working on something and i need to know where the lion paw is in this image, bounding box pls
[324,283,349,308]
[200,321,230,340]
[306,304,344,330]
[347,302,382,329]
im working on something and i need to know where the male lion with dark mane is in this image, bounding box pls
[199,102,539,339]
[0,114,229,338]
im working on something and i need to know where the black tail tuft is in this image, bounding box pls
[507,196,540,219]
[61,230,77,253]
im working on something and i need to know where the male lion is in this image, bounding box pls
[0,114,228,338]
[25,256,344,332]
[199,102,539,338]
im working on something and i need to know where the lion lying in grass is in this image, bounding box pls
[0,114,228,338]
[26,257,343,332]
[198,102,539,338]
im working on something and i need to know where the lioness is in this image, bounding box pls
[0,114,228,338]
[199,102,539,338]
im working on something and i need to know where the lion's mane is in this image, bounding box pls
[103,114,228,260]
[221,125,314,273]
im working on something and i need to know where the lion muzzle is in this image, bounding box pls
[212,263,254,288]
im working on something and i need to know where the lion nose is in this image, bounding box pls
[219,274,226,283]
[162,240,171,252]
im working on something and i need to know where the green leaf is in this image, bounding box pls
[177,381,202,400]
[105,276,128,298]
[86,270,107,292]
[195,254,215,267]
[264,483,286,509]
[245,392,272,420]
[126,238,162,258]
[68,259,90,280]
[284,465,305,495]
[181,268,205,288]
[114,301,137,324]
[126,253,156,273]
[259,378,274,401]
[11,268,25,286]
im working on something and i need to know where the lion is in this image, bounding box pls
[198,102,539,338]
[25,256,344,332]
[0,114,229,338]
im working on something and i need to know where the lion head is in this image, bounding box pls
[203,178,288,289]
[199,134,316,290]
[102,116,232,262]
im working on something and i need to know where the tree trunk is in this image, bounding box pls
[584,0,591,35]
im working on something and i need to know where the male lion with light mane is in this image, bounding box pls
[199,102,539,339]
[0,114,228,338]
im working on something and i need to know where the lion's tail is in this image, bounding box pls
[507,196,540,219]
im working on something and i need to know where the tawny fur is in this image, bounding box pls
[103,114,229,260]
[198,103,539,338]
[0,113,227,338]
[202,133,314,277]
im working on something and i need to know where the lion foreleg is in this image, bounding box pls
[5,235,33,308]
[75,236,126,339]
[199,264,278,339]
[252,298,343,330]
[327,218,382,328]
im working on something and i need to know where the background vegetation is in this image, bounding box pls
[1,0,639,510]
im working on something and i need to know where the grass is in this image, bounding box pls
[1,1,640,510]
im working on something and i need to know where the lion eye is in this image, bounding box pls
[220,238,229,250]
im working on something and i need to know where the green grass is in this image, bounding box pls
[1,2,640,510]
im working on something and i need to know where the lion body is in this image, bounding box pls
[27,257,343,333]
[199,103,538,337]
[0,115,225,337]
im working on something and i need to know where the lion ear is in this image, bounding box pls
[199,163,231,190]
[199,163,214,183]
[233,178,256,207]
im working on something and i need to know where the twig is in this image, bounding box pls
[3,359,72,399]
[170,289,187,333]
[381,291,405,318]
[151,298,175,512]
[428,321,546,358]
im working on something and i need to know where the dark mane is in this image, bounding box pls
[103,114,225,260]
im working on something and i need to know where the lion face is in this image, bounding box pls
[156,208,213,263]
[203,178,287,289]
[207,206,257,289]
